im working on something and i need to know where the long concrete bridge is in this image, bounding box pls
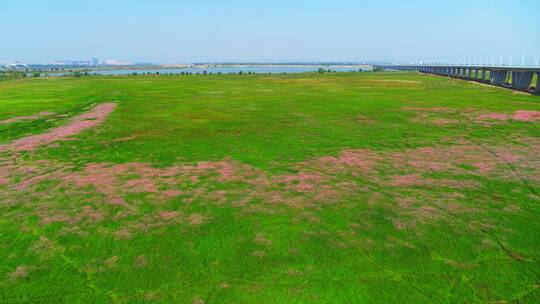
[374,64,540,94]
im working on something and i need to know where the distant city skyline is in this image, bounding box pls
[1,0,539,64]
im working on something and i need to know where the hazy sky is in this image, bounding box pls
[1,0,539,63]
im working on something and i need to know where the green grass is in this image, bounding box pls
[0,72,539,303]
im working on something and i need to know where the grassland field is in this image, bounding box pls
[0,72,539,303]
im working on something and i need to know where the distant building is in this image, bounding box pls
[92,58,99,66]
[52,60,92,66]
[103,59,130,66]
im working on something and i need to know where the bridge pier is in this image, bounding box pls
[512,72,534,91]
[481,70,486,82]
[491,70,508,86]
[536,72,540,94]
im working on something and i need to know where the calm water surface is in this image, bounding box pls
[41,66,372,76]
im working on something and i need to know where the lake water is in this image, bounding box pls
[40,66,372,77]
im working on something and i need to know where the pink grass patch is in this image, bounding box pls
[390,174,425,186]
[316,149,377,173]
[162,189,182,198]
[216,161,236,182]
[478,113,511,121]
[391,145,500,174]
[0,111,55,125]
[114,229,133,240]
[431,118,459,126]
[407,161,450,171]
[8,266,30,280]
[403,107,451,112]
[392,219,412,230]
[0,103,116,152]
[282,173,323,183]
[79,205,104,221]
[496,151,522,164]
[437,179,479,189]
[64,163,125,205]
[512,110,540,122]
[196,162,215,170]
[124,179,159,193]
[472,162,494,173]
[196,159,243,182]
[159,211,179,220]
[5,135,537,233]
[60,162,181,205]
[280,173,324,193]
[340,150,372,169]
[478,110,540,122]
[54,159,256,206]
[14,172,50,191]
[40,214,71,225]
[417,206,439,218]
[188,213,207,225]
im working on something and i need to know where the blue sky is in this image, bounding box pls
[1,0,538,63]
